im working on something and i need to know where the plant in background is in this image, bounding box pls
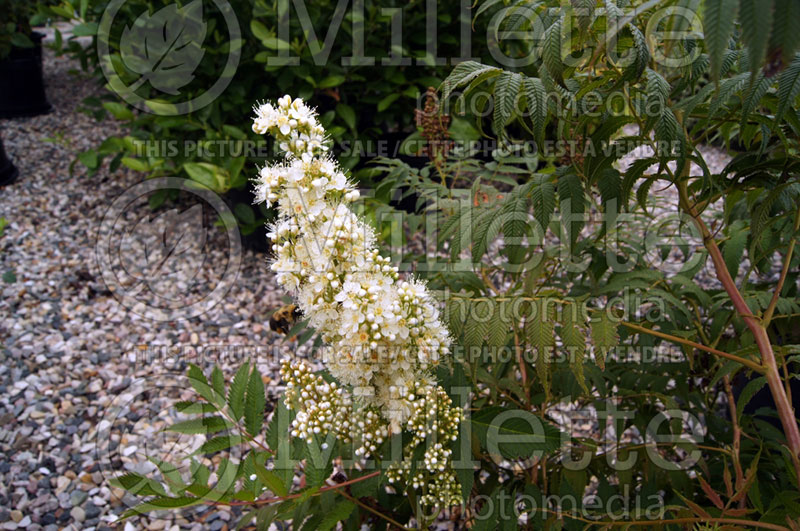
[0,0,34,59]
[35,0,273,236]
[0,217,14,284]
[33,0,489,240]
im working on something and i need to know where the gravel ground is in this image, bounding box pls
[0,48,290,530]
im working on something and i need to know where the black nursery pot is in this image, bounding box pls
[0,133,19,186]
[0,31,53,119]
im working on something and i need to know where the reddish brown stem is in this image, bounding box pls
[723,375,746,508]
[678,185,800,484]
[707,231,800,461]
[619,320,763,372]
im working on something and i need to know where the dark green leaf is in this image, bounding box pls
[722,224,748,279]
[303,443,332,487]
[543,17,565,81]
[187,364,224,406]
[737,376,767,421]
[245,367,266,437]
[317,501,355,531]
[211,366,225,397]
[78,150,99,170]
[227,362,250,422]
[377,93,400,112]
[597,168,622,214]
[558,172,586,247]
[776,53,800,124]
[110,473,168,497]
[739,0,773,75]
[234,203,256,225]
[470,406,564,459]
[590,310,618,369]
[704,0,738,81]
[493,71,523,134]
[318,75,346,88]
[253,466,290,497]
[442,61,500,100]
[525,299,555,400]
[349,471,382,498]
[530,174,556,234]
[561,303,588,393]
[167,416,232,435]
[335,103,356,130]
[196,435,245,455]
[102,102,134,121]
[524,76,548,146]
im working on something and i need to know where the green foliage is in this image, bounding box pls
[589,310,619,371]
[244,366,266,437]
[493,71,524,137]
[0,0,34,59]
[37,0,489,231]
[421,0,800,527]
[470,406,564,460]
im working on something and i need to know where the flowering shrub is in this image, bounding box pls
[107,1,800,529]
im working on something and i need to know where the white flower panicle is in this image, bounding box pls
[385,384,463,507]
[252,96,461,507]
[251,96,451,427]
[280,360,391,457]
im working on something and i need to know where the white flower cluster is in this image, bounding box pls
[252,95,327,156]
[386,384,462,507]
[252,96,462,507]
[280,359,389,457]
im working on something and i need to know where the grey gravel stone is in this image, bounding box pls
[84,503,100,519]
[69,491,87,507]
[69,507,85,523]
